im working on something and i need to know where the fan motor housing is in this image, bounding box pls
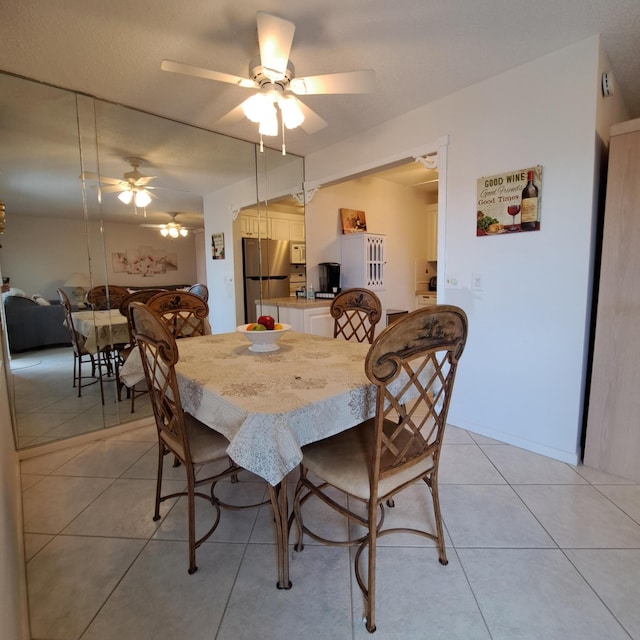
[248,56,295,89]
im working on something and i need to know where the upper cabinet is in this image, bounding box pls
[239,209,305,242]
[341,233,385,291]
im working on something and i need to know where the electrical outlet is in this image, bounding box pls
[472,272,483,291]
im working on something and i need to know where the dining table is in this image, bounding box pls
[120,329,377,588]
[71,308,130,354]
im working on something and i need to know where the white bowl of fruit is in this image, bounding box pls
[236,315,291,352]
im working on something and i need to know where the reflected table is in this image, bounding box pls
[71,309,129,354]
[122,330,376,587]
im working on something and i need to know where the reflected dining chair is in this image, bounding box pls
[330,288,382,344]
[188,283,209,302]
[85,284,130,311]
[130,302,264,574]
[57,288,105,405]
[115,288,165,411]
[146,291,209,338]
[292,305,468,633]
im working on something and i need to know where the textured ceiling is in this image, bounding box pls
[0,0,638,158]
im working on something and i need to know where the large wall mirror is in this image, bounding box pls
[0,71,304,450]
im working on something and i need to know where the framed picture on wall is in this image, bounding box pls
[340,208,367,233]
[212,232,225,259]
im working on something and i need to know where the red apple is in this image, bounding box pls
[257,315,275,330]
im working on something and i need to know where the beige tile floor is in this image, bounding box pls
[11,346,153,449]
[20,419,640,640]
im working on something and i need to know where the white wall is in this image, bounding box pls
[305,35,629,464]
[305,175,431,315]
[0,215,198,299]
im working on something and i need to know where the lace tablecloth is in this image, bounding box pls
[72,309,129,354]
[124,331,376,485]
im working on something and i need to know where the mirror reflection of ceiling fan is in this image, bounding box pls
[161,11,375,150]
[82,158,158,212]
[140,212,199,238]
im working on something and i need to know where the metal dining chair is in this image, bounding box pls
[85,284,130,311]
[330,287,382,344]
[292,305,468,633]
[115,288,165,411]
[57,288,105,405]
[187,283,209,302]
[130,302,266,574]
[146,291,209,338]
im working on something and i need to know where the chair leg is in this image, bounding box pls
[428,475,448,565]
[365,500,378,633]
[187,469,198,574]
[77,353,82,397]
[153,442,164,522]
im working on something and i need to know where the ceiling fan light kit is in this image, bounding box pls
[161,11,375,154]
[155,212,191,238]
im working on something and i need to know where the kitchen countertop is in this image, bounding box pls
[415,290,437,296]
[263,297,332,309]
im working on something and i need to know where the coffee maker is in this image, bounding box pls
[318,262,341,298]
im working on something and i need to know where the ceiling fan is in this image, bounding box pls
[82,158,157,211]
[161,12,375,146]
[140,212,198,238]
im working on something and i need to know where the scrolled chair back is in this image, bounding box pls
[118,289,166,344]
[86,284,130,310]
[330,287,382,344]
[365,304,468,477]
[145,290,209,338]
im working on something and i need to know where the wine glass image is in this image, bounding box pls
[507,204,521,231]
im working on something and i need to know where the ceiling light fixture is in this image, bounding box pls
[159,213,189,238]
[118,186,152,209]
[241,84,304,154]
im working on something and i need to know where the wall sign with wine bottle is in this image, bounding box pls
[476,165,542,236]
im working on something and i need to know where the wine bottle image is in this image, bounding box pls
[520,170,539,231]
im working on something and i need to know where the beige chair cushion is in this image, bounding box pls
[161,413,229,465]
[302,420,435,501]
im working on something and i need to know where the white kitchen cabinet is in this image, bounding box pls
[426,204,438,261]
[239,213,267,238]
[340,233,385,291]
[255,302,279,323]
[290,219,305,242]
[239,211,305,242]
[269,217,290,241]
[276,302,334,338]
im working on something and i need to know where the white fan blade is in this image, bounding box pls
[100,185,126,194]
[257,12,295,81]
[290,69,375,95]
[161,60,257,88]
[215,102,247,127]
[295,99,328,134]
[81,171,124,186]
[134,176,156,187]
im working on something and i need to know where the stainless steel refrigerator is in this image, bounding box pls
[243,238,291,323]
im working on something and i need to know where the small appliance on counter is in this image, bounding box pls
[317,262,341,298]
[429,276,438,291]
